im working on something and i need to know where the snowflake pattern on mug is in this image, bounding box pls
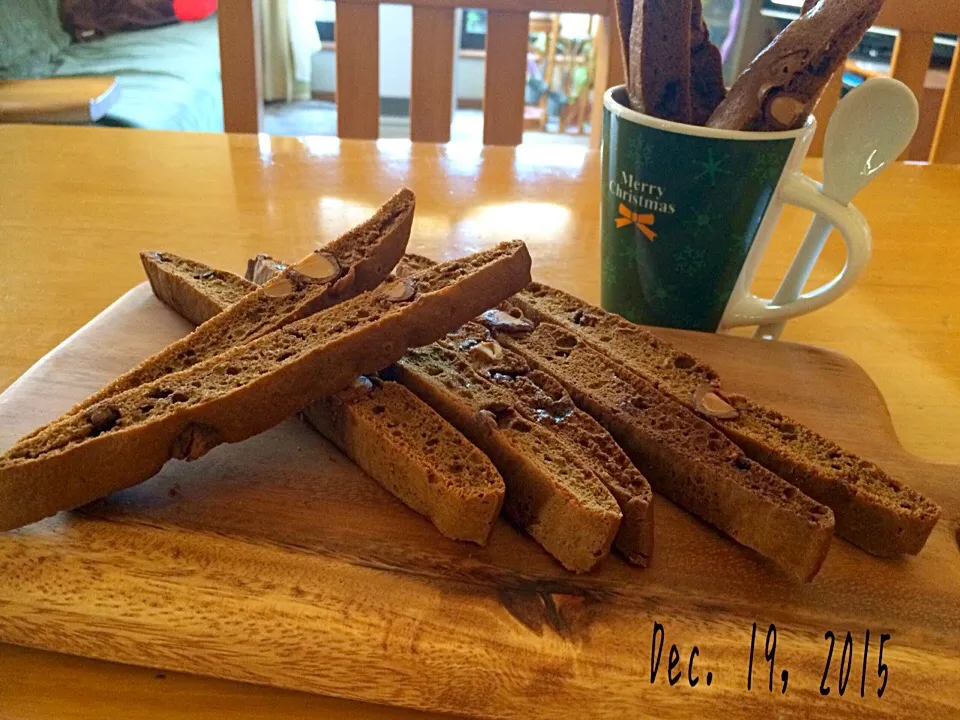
[748,149,789,185]
[694,148,729,186]
[627,135,654,169]
[674,244,709,276]
[683,206,718,235]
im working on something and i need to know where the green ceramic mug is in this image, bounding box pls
[601,86,871,332]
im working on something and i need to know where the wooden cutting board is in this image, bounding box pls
[1,284,958,719]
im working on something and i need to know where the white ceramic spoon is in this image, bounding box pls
[754,78,919,341]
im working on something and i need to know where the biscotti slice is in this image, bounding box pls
[442,323,654,566]
[512,284,942,557]
[75,188,416,415]
[143,252,507,547]
[483,313,834,581]
[142,251,256,325]
[245,253,288,286]
[0,241,531,532]
[707,0,883,131]
[391,340,622,573]
[303,377,505,545]
[628,0,693,123]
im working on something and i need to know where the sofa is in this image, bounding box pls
[0,0,223,131]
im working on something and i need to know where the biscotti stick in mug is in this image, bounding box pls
[600,86,871,332]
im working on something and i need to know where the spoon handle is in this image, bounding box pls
[754,214,835,340]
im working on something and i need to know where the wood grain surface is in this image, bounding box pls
[1,125,959,718]
[0,284,957,719]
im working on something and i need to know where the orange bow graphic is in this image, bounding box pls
[615,203,657,241]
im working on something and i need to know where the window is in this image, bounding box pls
[315,0,334,42]
[460,9,487,50]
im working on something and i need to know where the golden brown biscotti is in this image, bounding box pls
[142,252,256,325]
[485,313,835,581]
[511,284,942,557]
[707,0,884,131]
[443,323,654,565]
[143,252,507,546]
[303,377,506,545]
[392,337,622,573]
[0,241,532,532]
[74,188,416,416]
[628,0,693,123]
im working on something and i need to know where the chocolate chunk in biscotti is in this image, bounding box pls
[689,0,727,126]
[484,315,835,582]
[392,338,622,573]
[0,241,532,532]
[511,283,941,557]
[628,0,693,122]
[76,188,416,419]
[142,251,256,325]
[304,377,506,546]
[707,0,884,131]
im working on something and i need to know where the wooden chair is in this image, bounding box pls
[339,0,622,145]
[217,0,621,146]
[811,0,960,162]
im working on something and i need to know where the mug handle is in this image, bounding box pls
[719,172,872,329]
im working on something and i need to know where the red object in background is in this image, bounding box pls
[173,0,217,22]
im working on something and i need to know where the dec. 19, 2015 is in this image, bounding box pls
[648,621,892,699]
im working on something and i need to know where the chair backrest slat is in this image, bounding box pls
[930,56,960,163]
[218,0,263,133]
[889,31,935,159]
[891,31,936,102]
[335,2,380,140]
[482,9,531,146]
[809,71,842,157]
[411,6,455,143]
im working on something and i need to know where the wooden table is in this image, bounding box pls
[0,124,958,718]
